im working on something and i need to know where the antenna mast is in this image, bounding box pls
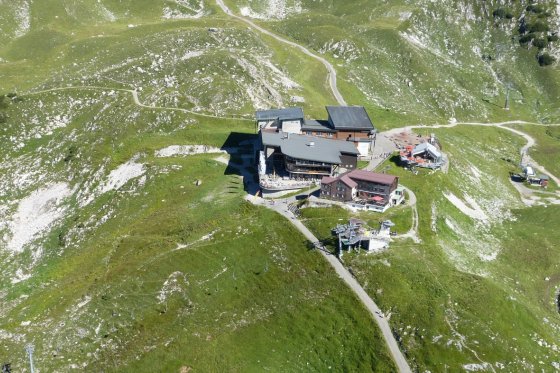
[25,344,35,373]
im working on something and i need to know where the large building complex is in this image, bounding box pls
[255,106,377,195]
[256,106,377,156]
[258,131,359,193]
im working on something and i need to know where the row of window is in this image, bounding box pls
[358,185,386,192]
[322,190,345,199]
[286,156,331,167]
[304,131,334,137]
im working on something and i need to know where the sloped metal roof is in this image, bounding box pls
[261,131,359,164]
[256,107,304,121]
[412,142,442,159]
[347,169,397,185]
[340,175,358,188]
[301,119,336,132]
[322,176,337,184]
[322,170,396,190]
[326,106,375,130]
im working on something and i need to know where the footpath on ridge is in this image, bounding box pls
[21,8,560,371]
[244,195,413,373]
[215,0,347,106]
[216,3,560,372]
[214,2,412,371]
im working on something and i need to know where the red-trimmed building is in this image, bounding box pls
[321,170,405,212]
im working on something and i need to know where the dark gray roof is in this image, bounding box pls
[256,107,304,122]
[261,131,358,164]
[301,119,336,132]
[326,106,375,131]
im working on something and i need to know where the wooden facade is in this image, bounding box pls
[321,170,399,205]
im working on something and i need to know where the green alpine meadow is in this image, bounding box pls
[1,1,559,372]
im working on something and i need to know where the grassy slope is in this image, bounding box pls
[0,5,334,116]
[2,151,394,371]
[302,126,560,371]
[227,0,560,127]
[1,0,560,372]
[517,125,560,179]
[0,3,396,371]
[0,88,395,370]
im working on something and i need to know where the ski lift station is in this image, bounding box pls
[399,140,445,169]
[332,219,395,257]
[522,164,549,187]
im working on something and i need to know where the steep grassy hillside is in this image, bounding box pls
[0,89,396,371]
[0,2,335,117]
[302,125,560,371]
[0,2,395,370]
[228,0,560,126]
[1,0,560,372]
[0,144,395,371]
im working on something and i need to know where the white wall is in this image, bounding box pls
[357,142,370,156]
[281,120,302,134]
[258,120,276,130]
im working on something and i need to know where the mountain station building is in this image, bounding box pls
[258,131,359,194]
[256,106,377,157]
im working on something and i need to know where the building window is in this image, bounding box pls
[327,133,333,137]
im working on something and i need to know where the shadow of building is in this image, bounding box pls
[221,132,260,195]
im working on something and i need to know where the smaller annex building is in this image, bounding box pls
[255,107,304,134]
[522,164,549,187]
[320,169,405,212]
[397,134,446,170]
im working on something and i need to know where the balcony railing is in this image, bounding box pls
[286,163,331,174]
[286,156,332,167]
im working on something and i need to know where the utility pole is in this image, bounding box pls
[25,344,34,373]
[504,83,511,110]
[337,232,343,259]
[371,131,377,157]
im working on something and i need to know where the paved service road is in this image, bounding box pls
[215,0,347,106]
[246,195,412,373]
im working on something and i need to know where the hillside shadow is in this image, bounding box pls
[510,172,524,182]
[481,98,504,109]
[388,154,402,166]
[305,237,337,255]
[221,132,260,195]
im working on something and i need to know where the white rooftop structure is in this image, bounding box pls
[412,142,442,160]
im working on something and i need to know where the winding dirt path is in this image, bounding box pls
[378,121,560,186]
[499,125,560,187]
[245,194,412,373]
[215,0,347,106]
[22,85,253,122]
[394,186,420,243]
